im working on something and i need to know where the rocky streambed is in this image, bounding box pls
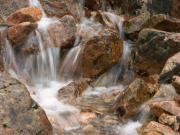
[0,0,180,135]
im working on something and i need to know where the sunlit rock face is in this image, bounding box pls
[138,121,179,135]
[0,0,29,18]
[8,22,37,46]
[0,72,53,135]
[6,7,42,25]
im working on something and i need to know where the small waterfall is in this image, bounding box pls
[93,12,134,87]
[2,0,141,134]
[59,17,103,79]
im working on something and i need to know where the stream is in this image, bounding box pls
[2,0,142,134]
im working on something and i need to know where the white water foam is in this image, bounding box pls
[114,121,142,135]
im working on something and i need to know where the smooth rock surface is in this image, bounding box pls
[8,22,37,46]
[0,72,52,135]
[6,7,42,25]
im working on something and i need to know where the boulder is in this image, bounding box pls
[149,100,180,117]
[48,15,76,48]
[172,76,180,93]
[0,72,52,134]
[159,52,180,84]
[0,0,29,18]
[74,29,123,78]
[138,121,179,135]
[6,7,42,25]
[39,0,70,18]
[145,14,180,32]
[136,29,180,77]
[8,22,37,46]
[113,78,156,118]
[124,14,180,41]
[123,14,150,41]
[158,113,180,131]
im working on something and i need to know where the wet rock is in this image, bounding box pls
[8,22,37,46]
[0,0,29,18]
[172,76,180,93]
[94,11,117,30]
[158,113,180,131]
[58,79,90,103]
[0,72,52,134]
[113,78,156,118]
[48,15,76,48]
[76,29,123,78]
[138,121,179,135]
[6,7,42,25]
[159,52,180,84]
[40,0,70,18]
[149,100,180,117]
[136,29,180,76]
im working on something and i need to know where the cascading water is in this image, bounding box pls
[2,0,143,134]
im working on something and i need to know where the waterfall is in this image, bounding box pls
[1,0,142,134]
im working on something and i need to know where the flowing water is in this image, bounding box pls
[2,0,143,134]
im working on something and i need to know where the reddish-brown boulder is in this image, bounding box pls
[138,121,179,135]
[77,29,123,78]
[149,100,180,117]
[8,22,37,46]
[113,78,156,118]
[48,15,76,48]
[6,7,42,25]
[0,72,52,135]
